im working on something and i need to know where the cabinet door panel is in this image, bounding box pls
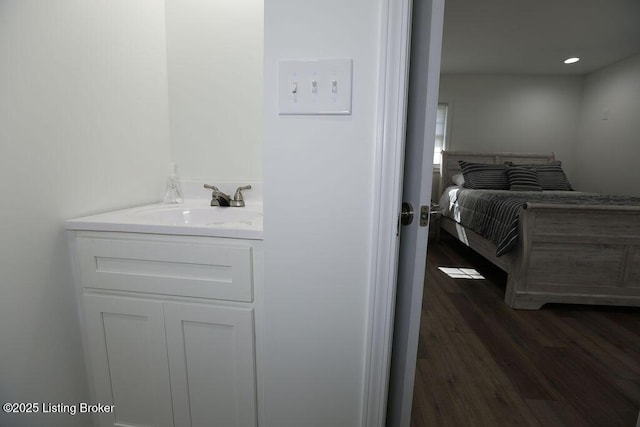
[84,295,174,427]
[165,303,257,427]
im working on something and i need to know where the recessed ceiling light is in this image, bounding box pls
[564,57,580,64]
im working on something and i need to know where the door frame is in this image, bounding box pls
[362,0,444,425]
[362,0,413,425]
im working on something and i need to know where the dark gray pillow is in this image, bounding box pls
[458,161,509,190]
[505,160,573,191]
[506,167,542,191]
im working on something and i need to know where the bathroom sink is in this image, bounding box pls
[129,206,262,226]
[66,199,263,240]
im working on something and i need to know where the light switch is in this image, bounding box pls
[278,59,352,115]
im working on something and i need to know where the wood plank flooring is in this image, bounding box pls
[411,235,640,426]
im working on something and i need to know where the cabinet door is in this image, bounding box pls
[164,303,257,427]
[83,295,174,427]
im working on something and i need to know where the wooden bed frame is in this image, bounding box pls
[438,151,640,310]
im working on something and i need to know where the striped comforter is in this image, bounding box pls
[439,187,640,256]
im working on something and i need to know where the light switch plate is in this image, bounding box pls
[278,59,352,115]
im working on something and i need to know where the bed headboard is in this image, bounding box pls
[439,151,556,196]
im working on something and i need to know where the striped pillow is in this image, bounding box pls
[458,161,509,190]
[505,161,573,191]
[535,162,573,191]
[506,167,542,191]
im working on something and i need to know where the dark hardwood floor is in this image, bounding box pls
[411,234,640,427]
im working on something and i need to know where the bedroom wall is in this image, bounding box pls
[438,74,582,170]
[573,52,640,196]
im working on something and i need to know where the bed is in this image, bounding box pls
[438,150,640,310]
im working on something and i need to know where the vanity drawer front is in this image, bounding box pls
[76,235,253,302]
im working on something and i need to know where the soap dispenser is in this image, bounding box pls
[163,162,184,204]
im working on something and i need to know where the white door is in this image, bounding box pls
[164,302,257,427]
[83,295,174,427]
[386,0,445,426]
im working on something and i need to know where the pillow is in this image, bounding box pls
[506,167,542,191]
[505,160,573,191]
[535,162,573,191]
[452,173,465,186]
[458,161,509,190]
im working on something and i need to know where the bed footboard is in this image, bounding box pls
[506,203,640,309]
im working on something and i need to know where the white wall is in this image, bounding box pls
[165,0,263,182]
[438,74,583,177]
[0,2,171,426]
[262,0,382,425]
[574,52,640,196]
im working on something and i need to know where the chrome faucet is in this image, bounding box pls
[203,184,252,207]
[203,184,231,207]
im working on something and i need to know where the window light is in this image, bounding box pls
[438,267,485,280]
[434,103,448,166]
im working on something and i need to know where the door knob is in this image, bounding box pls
[400,202,414,226]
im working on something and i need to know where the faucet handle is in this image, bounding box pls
[204,184,223,206]
[230,185,252,207]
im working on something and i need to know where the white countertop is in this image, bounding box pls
[66,199,263,240]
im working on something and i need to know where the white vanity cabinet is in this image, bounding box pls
[69,231,262,427]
